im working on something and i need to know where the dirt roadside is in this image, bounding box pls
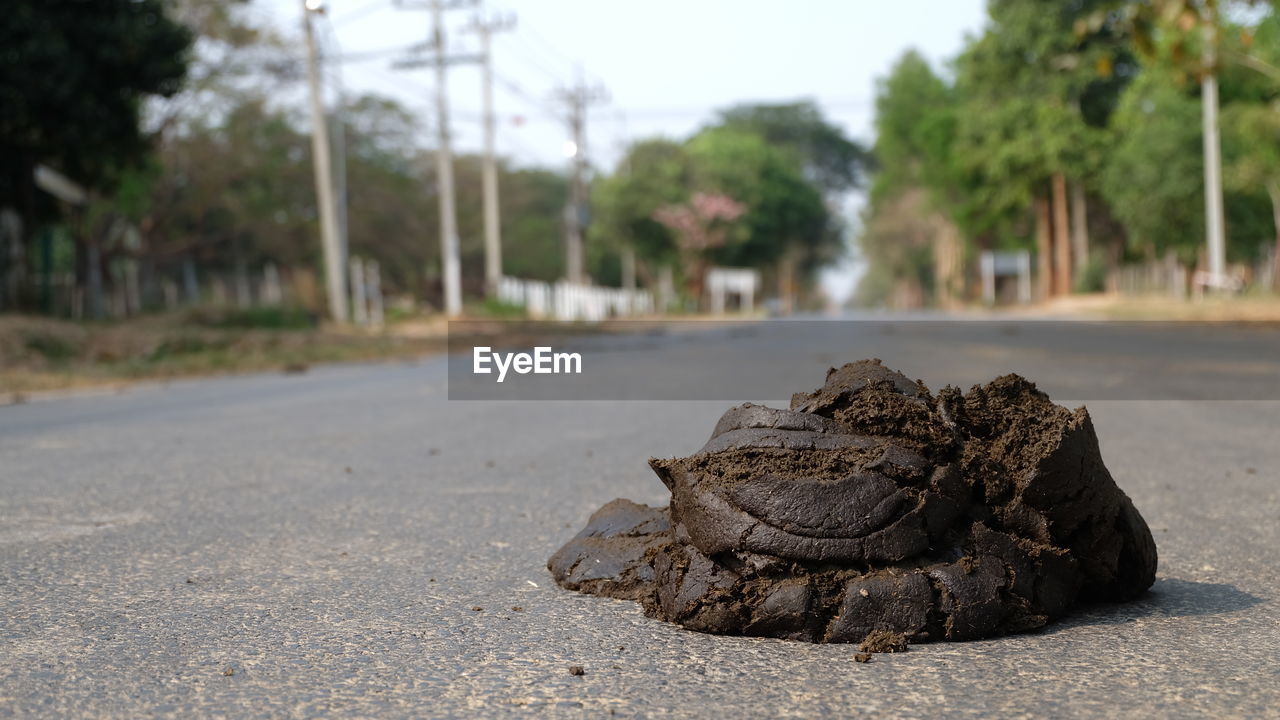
[0,310,448,402]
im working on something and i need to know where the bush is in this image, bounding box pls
[186,306,318,330]
[472,298,528,319]
[1074,251,1109,294]
[22,331,82,362]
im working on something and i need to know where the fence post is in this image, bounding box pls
[365,260,384,329]
[262,264,283,306]
[349,256,367,326]
[182,258,200,305]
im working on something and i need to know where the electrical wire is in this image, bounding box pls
[491,70,565,123]
[330,0,389,27]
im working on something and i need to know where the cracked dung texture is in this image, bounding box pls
[548,360,1158,647]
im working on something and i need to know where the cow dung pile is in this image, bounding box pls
[548,360,1157,649]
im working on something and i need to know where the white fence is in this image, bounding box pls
[497,276,654,321]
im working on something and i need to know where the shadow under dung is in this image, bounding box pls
[1042,577,1264,634]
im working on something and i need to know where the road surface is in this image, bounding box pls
[2,321,1277,717]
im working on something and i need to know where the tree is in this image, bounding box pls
[716,101,871,194]
[1,0,192,310]
[1102,69,1206,261]
[590,139,692,269]
[502,168,569,283]
[1223,102,1280,273]
[685,128,832,271]
[858,51,966,307]
[855,189,945,308]
[869,51,958,209]
[952,0,1125,248]
[653,192,747,303]
[1092,0,1280,278]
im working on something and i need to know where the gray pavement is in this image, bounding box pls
[1,322,1278,718]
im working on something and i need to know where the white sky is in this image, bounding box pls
[257,0,990,302]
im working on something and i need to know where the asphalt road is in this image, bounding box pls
[2,321,1278,718]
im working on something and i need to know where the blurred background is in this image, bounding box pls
[2,0,1279,392]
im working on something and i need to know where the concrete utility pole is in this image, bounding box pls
[393,0,480,317]
[615,114,638,296]
[331,96,350,265]
[557,74,608,285]
[302,0,348,323]
[1201,0,1227,284]
[465,12,515,297]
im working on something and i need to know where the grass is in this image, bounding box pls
[0,310,444,396]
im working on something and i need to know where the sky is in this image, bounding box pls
[258,0,991,303]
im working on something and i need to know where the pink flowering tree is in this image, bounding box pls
[652,192,746,307]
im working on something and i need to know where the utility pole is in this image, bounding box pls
[465,11,515,297]
[393,0,480,317]
[302,0,348,323]
[556,74,608,285]
[331,93,350,266]
[615,111,637,295]
[1201,0,1227,285]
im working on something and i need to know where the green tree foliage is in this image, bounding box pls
[0,0,192,224]
[684,128,830,270]
[140,91,571,299]
[715,101,870,194]
[858,0,1280,306]
[1225,101,1280,205]
[858,52,963,307]
[591,111,845,299]
[590,139,692,268]
[709,102,866,282]
[1101,69,1206,261]
[502,169,568,282]
[1100,4,1278,262]
[950,0,1124,244]
[869,51,957,208]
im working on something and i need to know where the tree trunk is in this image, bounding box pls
[86,239,104,320]
[778,250,796,316]
[683,251,707,311]
[1071,182,1089,287]
[1051,173,1071,296]
[1269,181,1280,292]
[182,256,200,305]
[621,246,636,293]
[657,265,674,313]
[1035,195,1053,301]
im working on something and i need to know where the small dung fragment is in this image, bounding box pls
[568,665,585,676]
[860,629,908,654]
[548,360,1158,648]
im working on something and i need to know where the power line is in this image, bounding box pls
[488,2,606,86]
[493,33,568,86]
[334,44,426,63]
[331,0,389,26]
[491,69,564,122]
